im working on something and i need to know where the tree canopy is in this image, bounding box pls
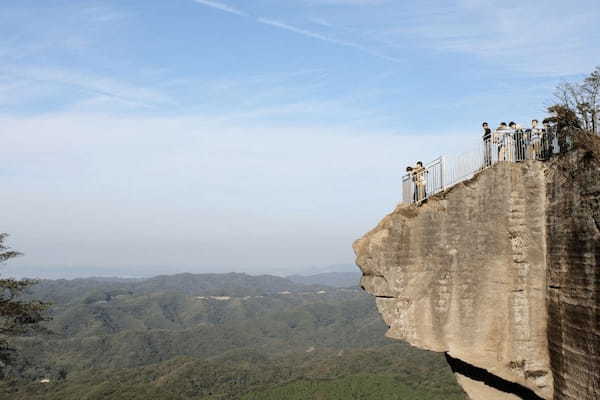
[550,66,600,134]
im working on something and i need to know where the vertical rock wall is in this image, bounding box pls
[545,137,600,400]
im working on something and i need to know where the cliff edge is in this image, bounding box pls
[354,133,600,400]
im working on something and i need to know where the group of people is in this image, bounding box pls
[406,161,427,202]
[404,117,572,204]
[481,119,558,165]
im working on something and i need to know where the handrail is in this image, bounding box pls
[402,126,570,204]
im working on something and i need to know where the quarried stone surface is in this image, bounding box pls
[545,135,600,400]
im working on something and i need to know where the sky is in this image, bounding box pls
[1,0,599,278]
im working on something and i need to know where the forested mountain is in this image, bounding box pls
[2,273,465,399]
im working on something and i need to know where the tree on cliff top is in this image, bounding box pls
[544,104,581,133]
[0,233,49,378]
[551,66,600,134]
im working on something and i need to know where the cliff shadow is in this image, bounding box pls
[445,353,545,400]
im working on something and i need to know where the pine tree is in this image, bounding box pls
[0,233,49,378]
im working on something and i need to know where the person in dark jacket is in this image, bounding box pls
[509,121,525,161]
[482,122,492,166]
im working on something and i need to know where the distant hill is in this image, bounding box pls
[286,271,361,288]
[13,273,386,375]
[137,272,328,296]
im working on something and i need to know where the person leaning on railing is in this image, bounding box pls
[413,161,427,202]
[495,122,511,161]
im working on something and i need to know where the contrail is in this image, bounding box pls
[192,1,403,64]
[257,18,403,64]
[192,0,247,16]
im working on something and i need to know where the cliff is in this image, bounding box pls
[354,133,600,400]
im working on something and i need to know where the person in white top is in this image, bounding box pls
[413,161,427,202]
[529,119,542,159]
[495,122,511,161]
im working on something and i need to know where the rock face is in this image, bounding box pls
[354,134,600,400]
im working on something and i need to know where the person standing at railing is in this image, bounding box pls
[528,119,543,160]
[406,166,415,203]
[510,121,525,161]
[509,122,526,161]
[482,122,492,167]
[495,122,511,161]
[413,161,427,202]
[542,120,555,157]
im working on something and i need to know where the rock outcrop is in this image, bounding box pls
[354,133,600,400]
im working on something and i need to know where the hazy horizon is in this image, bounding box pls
[2,261,359,280]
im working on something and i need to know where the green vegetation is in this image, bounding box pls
[1,347,464,400]
[240,374,460,400]
[1,273,465,399]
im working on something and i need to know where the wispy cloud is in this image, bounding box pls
[379,0,600,76]
[192,0,247,16]
[0,66,173,109]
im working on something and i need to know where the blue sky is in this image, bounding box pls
[1,0,599,277]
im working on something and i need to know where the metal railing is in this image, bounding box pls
[402,157,444,203]
[402,127,572,204]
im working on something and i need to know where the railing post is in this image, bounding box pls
[440,156,445,191]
